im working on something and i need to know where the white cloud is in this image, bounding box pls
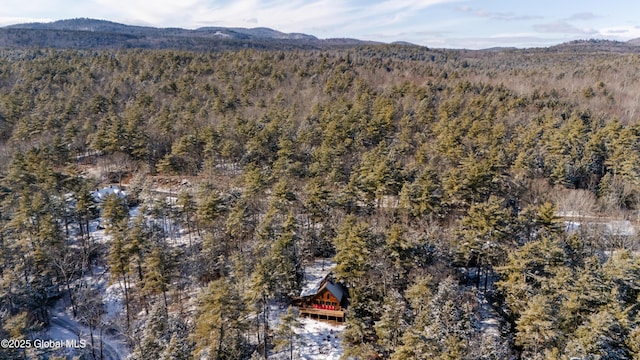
[455,5,542,22]
[596,25,640,40]
[0,0,461,40]
[192,0,357,34]
[568,12,600,21]
[90,0,203,27]
[0,16,53,27]
[492,12,543,21]
[368,0,456,13]
[0,0,63,14]
[533,20,597,35]
[0,0,97,21]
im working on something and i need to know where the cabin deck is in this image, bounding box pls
[299,306,345,322]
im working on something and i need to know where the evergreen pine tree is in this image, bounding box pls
[192,279,247,359]
[515,295,560,359]
[273,306,302,360]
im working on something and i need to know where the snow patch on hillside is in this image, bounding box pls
[300,258,335,297]
[92,185,126,202]
[564,219,636,236]
[269,304,345,360]
[295,318,344,360]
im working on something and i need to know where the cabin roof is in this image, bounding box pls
[300,273,345,304]
[300,276,325,298]
[322,281,344,303]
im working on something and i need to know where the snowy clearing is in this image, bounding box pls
[268,304,345,360]
[269,258,345,359]
[300,258,336,297]
[295,318,345,360]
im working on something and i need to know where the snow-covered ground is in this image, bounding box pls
[92,185,126,202]
[46,307,130,360]
[294,318,345,360]
[51,261,130,359]
[270,258,345,360]
[42,271,129,360]
[564,219,636,236]
[268,304,345,360]
[300,258,336,297]
[559,209,637,237]
[38,186,135,359]
[477,292,500,339]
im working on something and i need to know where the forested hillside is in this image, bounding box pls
[0,18,368,51]
[0,45,639,359]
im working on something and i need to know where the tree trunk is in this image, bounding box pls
[89,320,96,360]
[484,268,490,293]
[289,330,294,360]
[121,276,131,331]
[162,288,169,317]
[217,326,225,360]
[66,281,77,317]
[263,295,269,359]
[99,325,104,360]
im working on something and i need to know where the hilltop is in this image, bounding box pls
[0,18,377,50]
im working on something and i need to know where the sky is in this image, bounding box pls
[2,0,640,49]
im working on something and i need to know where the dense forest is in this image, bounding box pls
[0,43,639,360]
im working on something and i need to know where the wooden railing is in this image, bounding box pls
[299,306,345,318]
[309,304,341,311]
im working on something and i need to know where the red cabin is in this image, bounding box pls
[296,274,346,323]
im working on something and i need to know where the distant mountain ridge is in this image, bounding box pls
[547,38,640,53]
[0,18,380,51]
[5,18,640,52]
[626,38,640,46]
[4,18,318,40]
